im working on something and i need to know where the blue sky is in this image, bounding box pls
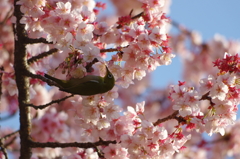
[170,0,240,40]
[1,0,240,133]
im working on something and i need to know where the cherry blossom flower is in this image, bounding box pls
[103,143,128,159]
[199,75,215,94]
[209,81,229,101]
[56,2,72,14]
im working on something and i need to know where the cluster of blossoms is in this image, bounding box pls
[31,108,70,158]
[169,53,239,136]
[61,99,191,158]
[17,0,174,86]
[31,108,69,143]
[13,0,179,158]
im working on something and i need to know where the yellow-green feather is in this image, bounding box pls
[44,66,115,96]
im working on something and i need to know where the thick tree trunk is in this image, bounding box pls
[13,2,32,159]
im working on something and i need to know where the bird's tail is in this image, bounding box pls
[44,74,67,87]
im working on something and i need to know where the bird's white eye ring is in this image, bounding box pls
[108,74,113,78]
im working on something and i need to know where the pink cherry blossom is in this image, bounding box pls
[103,143,128,159]
[56,2,72,14]
[209,81,229,101]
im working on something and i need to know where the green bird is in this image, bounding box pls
[44,66,115,96]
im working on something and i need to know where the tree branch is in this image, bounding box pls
[153,111,179,126]
[0,130,19,159]
[171,20,191,36]
[100,48,121,53]
[0,140,8,159]
[100,45,128,53]
[0,66,3,101]
[29,139,117,149]
[28,48,58,65]
[4,136,17,148]
[85,58,99,72]
[0,130,19,141]
[13,1,32,158]
[93,145,104,158]
[25,37,53,44]
[153,92,216,127]
[116,11,144,29]
[200,91,215,106]
[131,11,144,20]
[26,94,74,110]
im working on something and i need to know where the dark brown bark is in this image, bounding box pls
[13,1,32,158]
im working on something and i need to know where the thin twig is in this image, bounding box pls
[116,11,144,29]
[100,48,120,53]
[0,130,19,159]
[174,115,187,125]
[131,11,144,20]
[0,130,19,141]
[171,20,191,36]
[92,138,104,158]
[25,37,53,44]
[153,111,179,126]
[4,136,17,148]
[26,94,74,110]
[100,45,128,53]
[85,58,99,72]
[153,92,216,127]
[0,66,3,101]
[200,91,214,106]
[29,139,117,149]
[28,48,58,65]
[0,140,8,159]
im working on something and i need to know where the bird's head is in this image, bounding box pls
[103,66,115,90]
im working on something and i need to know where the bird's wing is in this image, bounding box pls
[64,75,103,90]
[62,77,104,95]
